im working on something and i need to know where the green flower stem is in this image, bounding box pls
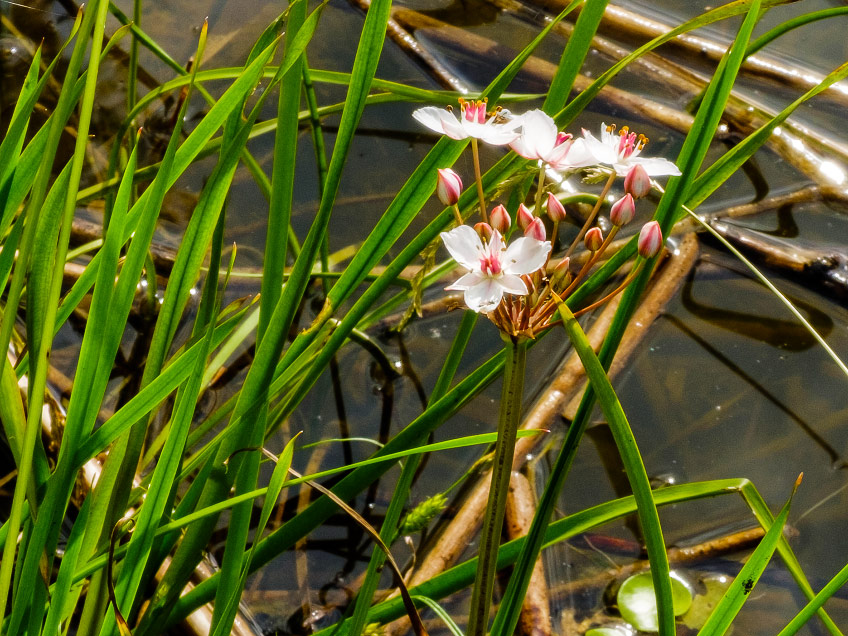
[534,164,546,214]
[471,138,488,224]
[467,335,527,636]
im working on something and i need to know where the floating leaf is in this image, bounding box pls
[586,626,632,636]
[617,571,693,632]
[682,574,733,631]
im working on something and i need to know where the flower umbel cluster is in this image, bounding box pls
[415,101,677,336]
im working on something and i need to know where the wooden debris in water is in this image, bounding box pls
[505,470,553,636]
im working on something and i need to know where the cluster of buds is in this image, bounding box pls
[419,100,677,337]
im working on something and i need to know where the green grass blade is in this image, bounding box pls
[745,7,848,57]
[558,304,673,636]
[697,478,800,636]
[258,0,307,343]
[776,560,848,636]
[544,0,607,113]
[740,484,843,636]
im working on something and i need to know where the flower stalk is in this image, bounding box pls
[471,138,489,223]
[466,334,528,636]
[564,171,617,258]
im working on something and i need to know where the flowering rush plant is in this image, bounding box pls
[414,101,678,338]
[413,99,680,636]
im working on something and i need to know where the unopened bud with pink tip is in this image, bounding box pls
[517,203,534,231]
[610,194,635,226]
[524,217,546,241]
[584,227,604,252]
[637,221,663,258]
[490,204,511,234]
[624,164,651,199]
[474,222,494,242]
[436,168,463,206]
[546,193,567,222]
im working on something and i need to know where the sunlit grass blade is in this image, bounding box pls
[544,0,607,113]
[1,2,109,629]
[205,0,392,618]
[258,0,308,343]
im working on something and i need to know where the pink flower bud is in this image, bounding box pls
[609,194,636,227]
[517,203,534,231]
[436,168,463,206]
[524,217,546,241]
[584,227,604,252]
[546,193,567,222]
[490,204,511,234]
[624,164,651,199]
[474,222,493,241]
[638,221,663,258]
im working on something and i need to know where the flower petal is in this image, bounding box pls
[520,109,558,159]
[413,107,467,140]
[628,156,682,177]
[463,278,504,312]
[503,237,551,275]
[582,130,618,165]
[440,226,483,270]
[445,271,484,291]
[497,274,529,296]
[465,121,521,146]
[548,137,598,170]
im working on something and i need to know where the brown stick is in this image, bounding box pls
[505,471,552,636]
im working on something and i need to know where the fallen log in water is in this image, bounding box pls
[707,218,848,304]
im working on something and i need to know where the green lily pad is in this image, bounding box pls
[586,627,632,636]
[682,574,733,631]
[617,571,694,632]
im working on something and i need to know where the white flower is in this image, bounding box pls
[509,109,596,170]
[581,123,681,177]
[440,225,551,312]
[413,99,521,146]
